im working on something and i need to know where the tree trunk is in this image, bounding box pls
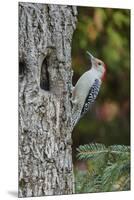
[19,2,77,197]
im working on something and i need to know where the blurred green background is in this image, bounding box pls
[72,7,130,161]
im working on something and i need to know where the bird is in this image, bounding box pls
[72,51,106,126]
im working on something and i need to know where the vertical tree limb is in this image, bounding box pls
[19,2,77,197]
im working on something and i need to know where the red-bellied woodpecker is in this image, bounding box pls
[72,51,106,126]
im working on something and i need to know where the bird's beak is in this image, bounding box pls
[86,51,94,60]
[86,51,96,68]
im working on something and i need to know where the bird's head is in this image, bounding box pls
[87,51,106,81]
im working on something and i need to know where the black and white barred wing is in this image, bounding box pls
[72,79,101,127]
[81,79,101,117]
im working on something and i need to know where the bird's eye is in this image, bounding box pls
[98,62,101,65]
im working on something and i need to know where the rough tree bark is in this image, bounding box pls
[19,2,77,197]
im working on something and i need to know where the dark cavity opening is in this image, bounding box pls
[40,56,50,91]
[19,61,26,77]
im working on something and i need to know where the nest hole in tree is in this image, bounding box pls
[19,61,26,77]
[40,56,50,91]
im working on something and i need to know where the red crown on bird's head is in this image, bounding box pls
[101,63,107,81]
